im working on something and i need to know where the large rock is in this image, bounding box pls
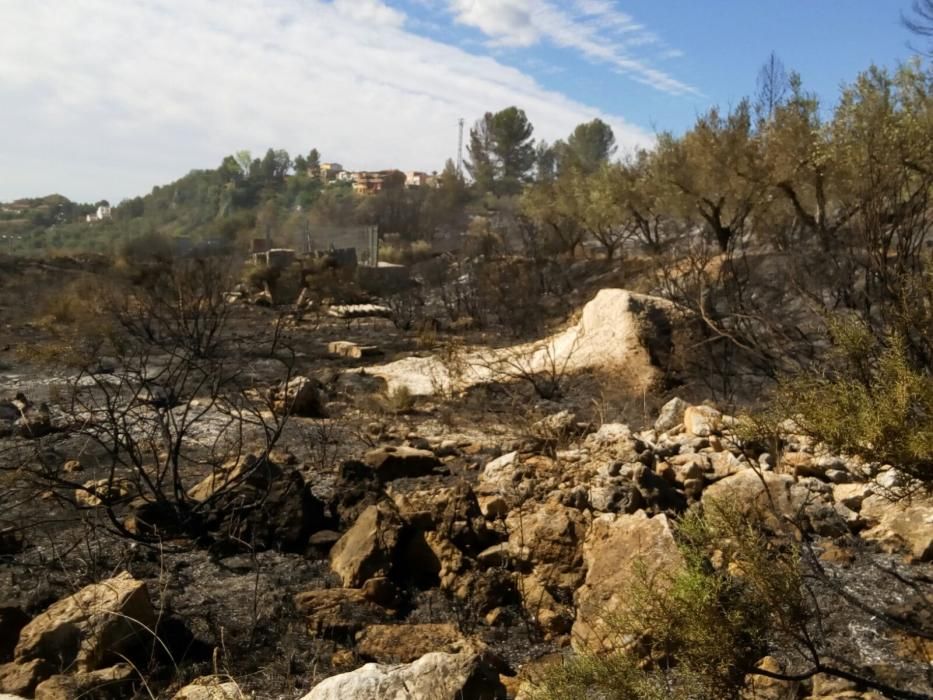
[363,446,441,483]
[299,649,506,700]
[185,455,325,552]
[572,511,683,652]
[14,573,154,674]
[703,470,845,535]
[370,289,673,396]
[506,502,588,592]
[330,503,404,587]
[293,588,391,639]
[391,483,492,553]
[583,423,641,462]
[860,495,933,563]
[355,623,466,663]
[269,376,324,417]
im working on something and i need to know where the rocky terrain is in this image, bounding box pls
[0,272,930,700]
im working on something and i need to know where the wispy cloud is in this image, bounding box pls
[0,0,654,202]
[447,0,697,96]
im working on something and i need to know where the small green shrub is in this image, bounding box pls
[383,385,415,414]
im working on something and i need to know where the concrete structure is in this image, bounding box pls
[305,225,378,267]
[405,171,430,188]
[320,163,344,181]
[252,248,297,269]
[85,205,112,223]
[352,171,389,195]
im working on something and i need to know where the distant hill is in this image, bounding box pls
[2,147,465,259]
[0,148,329,257]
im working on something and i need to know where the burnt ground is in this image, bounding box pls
[1,255,930,699]
[0,258,586,697]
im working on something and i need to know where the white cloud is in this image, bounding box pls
[333,0,406,28]
[447,0,697,95]
[0,0,654,202]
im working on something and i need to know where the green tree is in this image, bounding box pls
[466,107,536,195]
[307,148,321,179]
[293,154,307,175]
[535,140,560,182]
[654,101,765,252]
[564,118,617,173]
[465,112,497,194]
[491,106,536,194]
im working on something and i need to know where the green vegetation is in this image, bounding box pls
[528,503,794,700]
[528,499,924,700]
[770,320,933,489]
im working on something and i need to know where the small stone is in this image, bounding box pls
[654,397,689,433]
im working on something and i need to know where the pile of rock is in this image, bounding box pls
[0,573,154,698]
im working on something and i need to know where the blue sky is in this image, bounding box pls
[0,0,923,203]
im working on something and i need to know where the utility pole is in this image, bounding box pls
[456,118,464,176]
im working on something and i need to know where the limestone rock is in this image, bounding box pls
[34,664,133,700]
[655,397,689,433]
[573,511,682,652]
[506,502,588,592]
[683,405,722,437]
[518,573,572,637]
[391,483,491,552]
[480,452,521,490]
[667,453,710,483]
[299,649,506,700]
[0,659,54,696]
[583,423,640,462]
[860,495,933,562]
[171,675,245,699]
[14,572,155,673]
[742,656,799,699]
[269,375,324,417]
[703,470,843,534]
[75,478,132,508]
[355,623,466,663]
[833,483,873,511]
[293,588,391,638]
[330,503,404,587]
[709,451,747,480]
[363,446,441,483]
[328,341,381,359]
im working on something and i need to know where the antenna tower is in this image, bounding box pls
[456,118,464,176]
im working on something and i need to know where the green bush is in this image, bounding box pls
[770,321,933,488]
